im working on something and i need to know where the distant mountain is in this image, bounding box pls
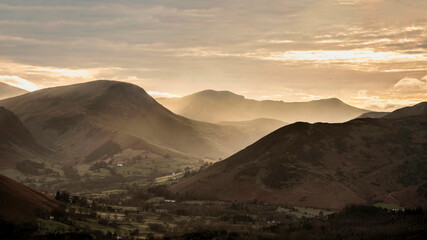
[0,81,274,163]
[0,174,61,222]
[0,82,27,100]
[0,107,50,167]
[357,111,389,119]
[171,102,427,209]
[157,90,369,123]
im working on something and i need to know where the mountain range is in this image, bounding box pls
[171,102,427,209]
[0,80,283,165]
[1,79,425,210]
[157,90,369,123]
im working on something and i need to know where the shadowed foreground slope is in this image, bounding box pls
[0,174,61,222]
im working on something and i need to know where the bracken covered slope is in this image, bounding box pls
[171,102,427,209]
[0,174,61,222]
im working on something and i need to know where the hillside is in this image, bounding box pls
[171,102,427,209]
[0,107,50,167]
[0,81,273,163]
[0,174,61,222]
[357,111,389,119]
[157,90,369,123]
[0,82,27,100]
[384,102,427,119]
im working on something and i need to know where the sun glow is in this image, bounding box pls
[0,75,39,91]
[29,67,99,78]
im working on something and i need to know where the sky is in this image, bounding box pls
[0,0,426,111]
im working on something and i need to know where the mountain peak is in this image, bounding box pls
[40,80,150,96]
[193,89,245,100]
[6,80,158,112]
[312,98,344,104]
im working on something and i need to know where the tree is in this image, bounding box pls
[55,191,61,201]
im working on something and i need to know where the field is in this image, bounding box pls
[0,153,207,194]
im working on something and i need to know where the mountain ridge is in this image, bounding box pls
[157,90,369,123]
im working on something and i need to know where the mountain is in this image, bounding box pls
[157,90,369,123]
[357,111,389,119]
[0,174,61,222]
[0,82,27,100]
[171,102,427,209]
[0,80,273,163]
[0,107,50,167]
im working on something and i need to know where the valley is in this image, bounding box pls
[1,1,427,238]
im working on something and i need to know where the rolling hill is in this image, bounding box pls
[0,174,61,222]
[157,90,369,123]
[0,82,27,100]
[384,102,427,119]
[0,80,277,163]
[171,102,427,209]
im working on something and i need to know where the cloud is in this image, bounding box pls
[257,90,322,102]
[355,89,369,99]
[0,0,425,111]
[0,75,38,91]
[348,76,427,111]
[258,39,294,44]
[263,49,427,72]
[265,49,427,64]
[393,76,427,91]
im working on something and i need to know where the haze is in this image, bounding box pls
[0,0,426,111]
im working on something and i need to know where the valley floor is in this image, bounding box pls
[1,183,425,240]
